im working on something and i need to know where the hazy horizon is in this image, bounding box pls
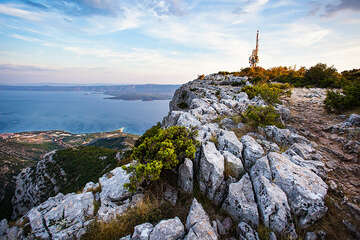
[0,0,359,85]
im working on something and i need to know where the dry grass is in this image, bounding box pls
[233,124,254,139]
[81,196,164,240]
[209,134,219,147]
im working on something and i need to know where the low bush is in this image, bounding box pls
[242,105,284,128]
[242,83,291,105]
[81,196,166,240]
[325,81,360,113]
[177,102,189,109]
[123,126,198,192]
[198,74,205,80]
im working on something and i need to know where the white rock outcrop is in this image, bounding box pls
[267,152,328,228]
[198,142,225,205]
[222,174,259,226]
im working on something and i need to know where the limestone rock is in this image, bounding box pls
[268,152,328,228]
[27,192,94,239]
[222,173,259,226]
[186,198,210,230]
[82,181,99,193]
[198,142,225,204]
[241,135,264,170]
[149,217,185,240]
[132,222,154,240]
[162,111,202,129]
[11,150,66,219]
[184,199,217,240]
[222,151,244,179]
[264,126,309,146]
[250,156,297,238]
[217,130,243,158]
[97,166,131,222]
[347,114,360,126]
[237,222,259,240]
[178,158,193,193]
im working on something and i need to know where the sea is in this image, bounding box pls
[0,90,170,135]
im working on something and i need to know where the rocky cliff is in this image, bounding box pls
[1,73,359,240]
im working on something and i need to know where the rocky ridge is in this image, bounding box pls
[2,72,359,239]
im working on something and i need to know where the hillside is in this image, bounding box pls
[0,130,138,220]
[0,72,359,240]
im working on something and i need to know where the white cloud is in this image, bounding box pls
[10,33,42,42]
[0,4,43,21]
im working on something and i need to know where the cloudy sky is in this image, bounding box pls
[0,0,359,84]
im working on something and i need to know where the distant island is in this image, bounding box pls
[0,84,180,101]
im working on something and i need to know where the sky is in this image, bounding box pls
[0,0,359,85]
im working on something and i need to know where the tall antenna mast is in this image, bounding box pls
[249,30,260,68]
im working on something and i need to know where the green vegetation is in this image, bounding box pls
[324,70,360,113]
[242,83,292,105]
[123,126,198,192]
[220,63,358,88]
[53,146,118,194]
[177,102,189,109]
[242,105,284,128]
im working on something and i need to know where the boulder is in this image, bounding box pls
[178,158,193,193]
[237,222,260,240]
[132,222,154,240]
[264,126,309,146]
[27,192,94,239]
[184,199,217,240]
[198,142,225,204]
[241,135,264,170]
[97,166,131,222]
[217,130,243,158]
[222,174,259,226]
[195,123,221,144]
[220,118,236,130]
[149,217,185,240]
[186,198,210,230]
[82,181,99,193]
[162,111,202,129]
[222,151,244,179]
[250,156,297,238]
[288,143,317,160]
[347,114,360,126]
[267,152,328,228]
[284,150,326,179]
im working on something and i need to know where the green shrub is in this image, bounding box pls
[324,81,360,113]
[243,105,284,128]
[177,102,189,109]
[241,83,291,105]
[123,126,197,192]
[134,122,161,147]
[53,146,117,194]
[303,63,343,88]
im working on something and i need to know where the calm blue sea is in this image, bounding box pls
[0,90,170,135]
